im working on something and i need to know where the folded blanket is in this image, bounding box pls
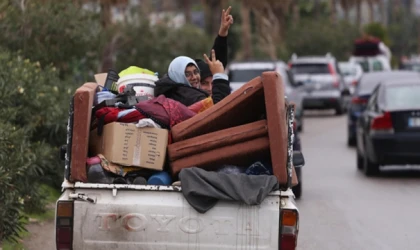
[179,167,279,213]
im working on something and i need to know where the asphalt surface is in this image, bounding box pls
[296,111,420,250]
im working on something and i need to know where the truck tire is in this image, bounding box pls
[292,182,302,199]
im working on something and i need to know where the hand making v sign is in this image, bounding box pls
[203,49,224,75]
[218,6,234,37]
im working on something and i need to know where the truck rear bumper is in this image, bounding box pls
[57,185,296,250]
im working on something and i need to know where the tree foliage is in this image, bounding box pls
[0,0,103,79]
[284,17,361,60]
[114,21,212,75]
[0,49,75,242]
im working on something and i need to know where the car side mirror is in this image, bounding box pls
[293,151,305,167]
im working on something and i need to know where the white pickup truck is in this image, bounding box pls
[55,180,300,250]
[55,86,303,250]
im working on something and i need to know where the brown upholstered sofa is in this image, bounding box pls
[170,71,298,187]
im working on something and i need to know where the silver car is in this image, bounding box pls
[226,60,305,131]
[289,54,350,115]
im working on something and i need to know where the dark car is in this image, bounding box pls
[292,119,303,199]
[347,71,420,146]
[356,79,420,176]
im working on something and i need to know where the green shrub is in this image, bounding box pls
[0,49,76,242]
[284,18,361,61]
[114,21,212,75]
[0,0,102,79]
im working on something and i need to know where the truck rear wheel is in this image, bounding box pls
[292,182,302,199]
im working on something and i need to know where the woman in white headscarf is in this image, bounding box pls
[154,50,230,107]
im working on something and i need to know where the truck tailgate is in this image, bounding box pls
[70,186,280,250]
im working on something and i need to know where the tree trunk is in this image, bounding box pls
[211,3,220,35]
[100,0,112,29]
[253,6,279,60]
[392,0,402,20]
[377,0,386,25]
[202,0,222,35]
[272,2,288,42]
[182,0,192,24]
[162,0,176,11]
[292,0,300,26]
[340,0,351,23]
[314,0,321,18]
[141,0,153,15]
[356,0,362,29]
[367,0,374,23]
[330,0,337,24]
[240,3,253,60]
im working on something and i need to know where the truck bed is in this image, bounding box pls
[56,182,292,250]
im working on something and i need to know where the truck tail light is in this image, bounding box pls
[279,209,299,250]
[56,200,74,250]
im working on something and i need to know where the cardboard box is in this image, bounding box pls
[89,122,168,171]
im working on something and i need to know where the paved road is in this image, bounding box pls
[296,111,420,250]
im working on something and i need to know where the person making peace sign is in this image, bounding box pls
[195,6,234,95]
[154,7,233,107]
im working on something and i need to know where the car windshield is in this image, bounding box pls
[385,84,420,110]
[228,69,271,82]
[356,61,369,72]
[290,63,330,75]
[354,58,383,72]
[339,63,356,76]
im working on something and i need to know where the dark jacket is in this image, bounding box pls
[154,74,230,107]
[212,35,228,68]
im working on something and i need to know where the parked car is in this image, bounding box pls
[347,71,420,146]
[356,78,420,176]
[338,61,363,94]
[399,56,420,72]
[349,55,391,73]
[292,120,304,199]
[288,53,350,115]
[227,60,305,132]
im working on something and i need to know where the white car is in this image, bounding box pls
[349,55,391,73]
[338,61,363,94]
[226,61,305,131]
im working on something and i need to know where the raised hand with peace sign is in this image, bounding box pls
[218,6,234,37]
[203,49,225,75]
